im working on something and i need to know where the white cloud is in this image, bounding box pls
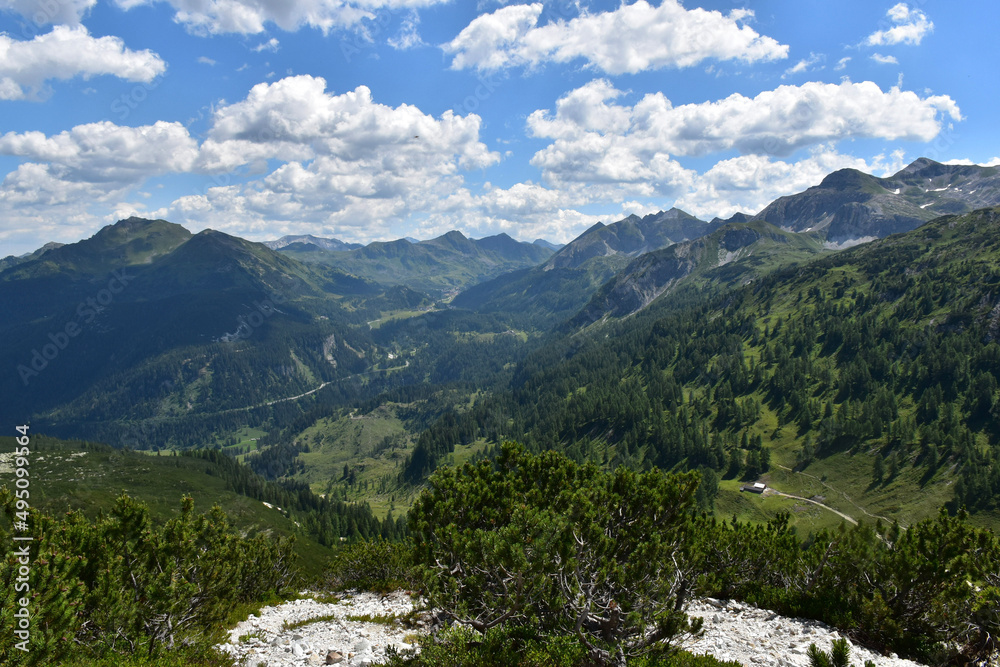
[202,75,498,169]
[443,0,788,74]
[0,121,200,187]
[945,157,1000,167]
[113,0,447,36]
[0,0,96,25]
[0,25,166,100]
[783,52,823,78]
[866,3,933,46]
[526,78,962,201]
[198,56,217,65]
[388,11,424,50]
[150,75,501,240]
[253,38,279,53]
[834,57,851,71]
[870,53,899,65]
[0,76,505,246]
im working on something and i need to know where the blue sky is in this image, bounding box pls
[0,0,997,255]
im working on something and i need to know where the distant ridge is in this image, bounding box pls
[276,229,554,295]
[264,234,362,252]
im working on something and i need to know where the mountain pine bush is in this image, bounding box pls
[0,487,294,665]
[410,442,703,667]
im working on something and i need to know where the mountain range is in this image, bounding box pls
[455,158,1000,327]
[5,157,1000,538]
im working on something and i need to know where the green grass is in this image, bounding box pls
[282,613,340,631]
[367,308,439,329]
[0,436,333,580]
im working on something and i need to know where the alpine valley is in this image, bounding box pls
[4,157,1000,666]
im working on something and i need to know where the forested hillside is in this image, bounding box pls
[407,207,1000,521]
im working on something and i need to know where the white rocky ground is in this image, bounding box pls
[218,592,937,667]
[217,590,420,666]
[683,599,927,667]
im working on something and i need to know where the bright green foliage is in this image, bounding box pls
[807,638,851,667]
[383,624,742,667]
[386,624,588,667]
[689,512,802,603]
[0,488,294,665]
[0,487,86,666]
[324,537,415,592]
[410,442,703,667]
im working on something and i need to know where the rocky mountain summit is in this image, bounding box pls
[753,158,1000,243]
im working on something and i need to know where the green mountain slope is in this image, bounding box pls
[0,219,404,447]
[406,207,1000,531]
[570,219,827,327]
[0,240,65,272]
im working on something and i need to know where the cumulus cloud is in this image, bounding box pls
[834,57,851,71]
[0,121,200,189]
[201,75,498,169]
[443,0,788,74]
[945,157,1000,167]
[149,75,499,240]
[0,0,96,25]
[0,75,506,245]
[0,25,166,100]
[526,78,962,199]
[866,3,933,46]
[113,0,447,36]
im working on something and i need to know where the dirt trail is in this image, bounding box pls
[765,488,858,525]
[773,464,901,528]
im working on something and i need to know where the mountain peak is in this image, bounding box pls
[434,230,469,243]
[894,157,942,177]
[817,168,881,191]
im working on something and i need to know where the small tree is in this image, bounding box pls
[872,453,885,485]
[409,442,703,667]
[807,638,875,667]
